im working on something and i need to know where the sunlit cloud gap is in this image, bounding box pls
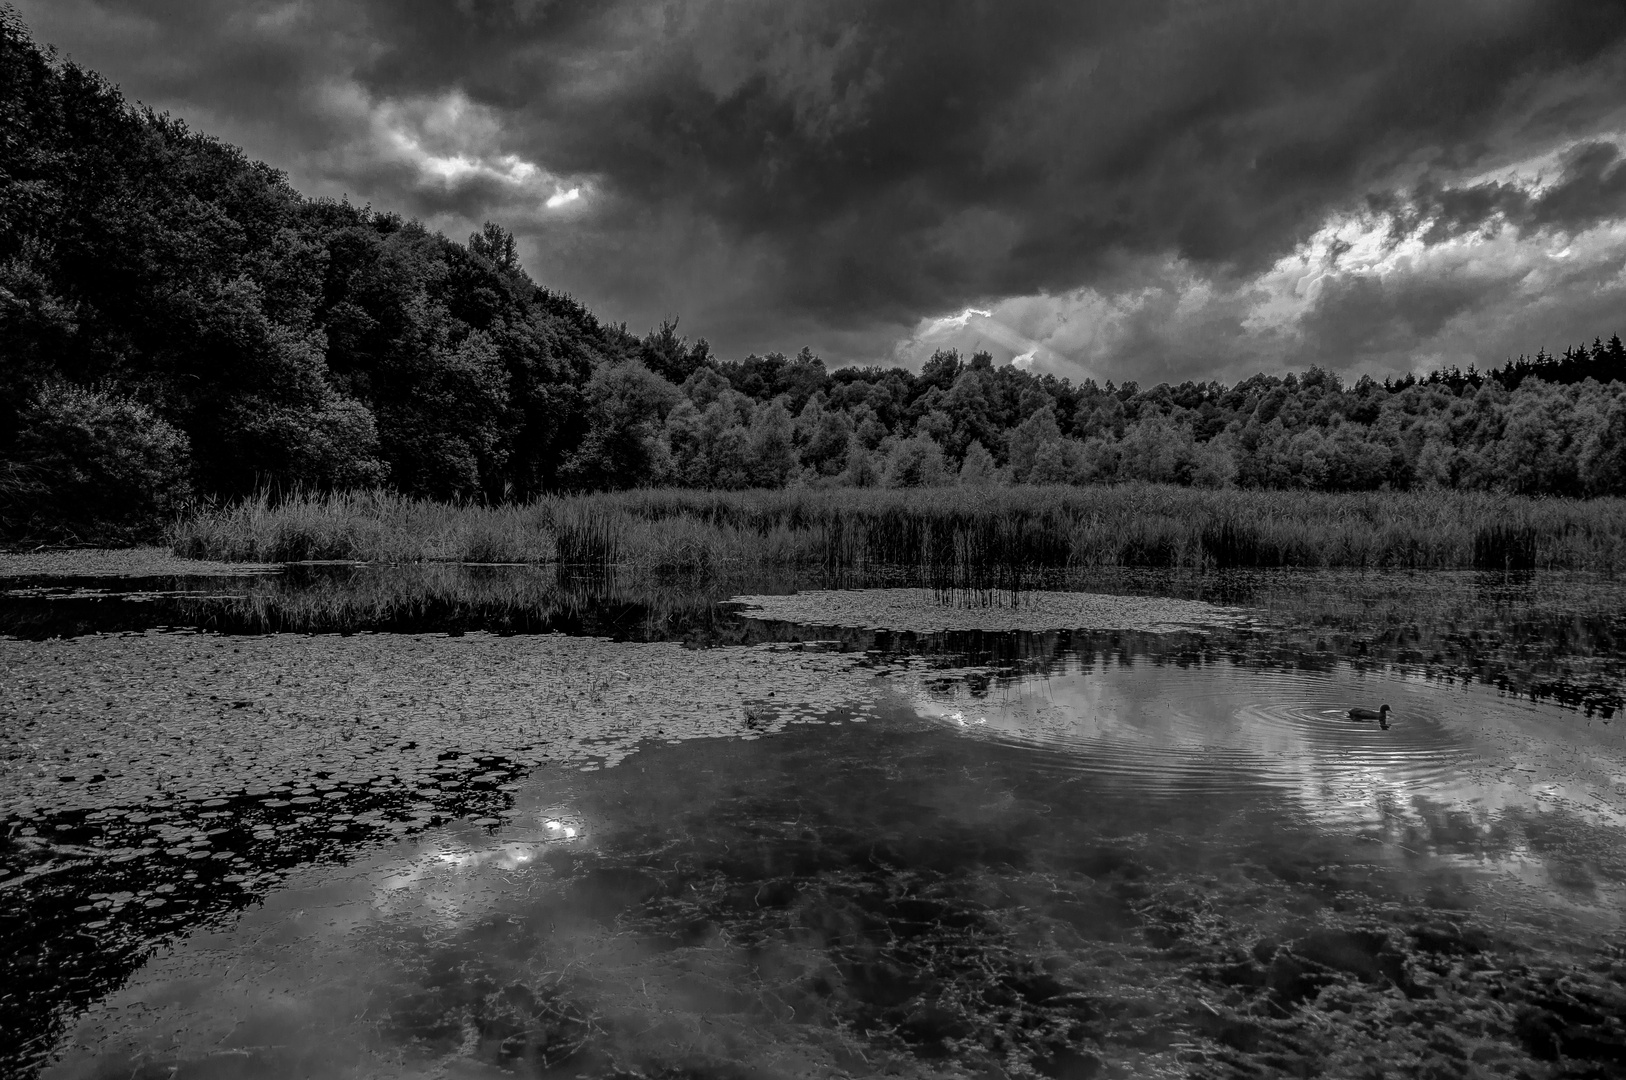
[546,187,582,209]
[366,88,575,197]
[900,307,1096,379]
[935,307,991,330]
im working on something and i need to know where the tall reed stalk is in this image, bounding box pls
[169,485,1626,577]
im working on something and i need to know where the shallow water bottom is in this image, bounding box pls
[41,658,1626,1080]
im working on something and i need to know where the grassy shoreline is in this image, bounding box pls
[166,485,1626,574]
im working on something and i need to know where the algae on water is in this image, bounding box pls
[729,587,1253,633]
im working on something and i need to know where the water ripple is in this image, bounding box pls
[904,666,1473,817]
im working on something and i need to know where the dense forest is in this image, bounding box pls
[3,13,1626,541]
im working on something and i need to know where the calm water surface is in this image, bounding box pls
[5,564,1626,1079]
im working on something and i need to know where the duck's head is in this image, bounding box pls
[1379,704,1391,716]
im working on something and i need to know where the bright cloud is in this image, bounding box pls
[545,186,582,209]
[891,133,1626,385]
[331,86,591,214]
[895,306,1094,378]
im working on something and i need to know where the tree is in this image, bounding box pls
[641,317,711,384]
[1578,388,1626,495]
[919,348,963,394]
[1117,416,1197,484]
[843,437,882,487]
[379,329,514,499]
[2,383,191,538]
[1007,406,1064,483]
[795,397,854,476]
[747,399,797,487]
[940,368,1001,462]
[1028,439,1084,484]
[561,362,680,490]
[680,393,755,489]
[884,434,950,488]
[662,400,709,487]
[468,221,521,276]
[224,394,388,491]
[959,440,997,486]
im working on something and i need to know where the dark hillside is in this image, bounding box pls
[0,12,634,537]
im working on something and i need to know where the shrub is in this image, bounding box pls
[2,382,191,539]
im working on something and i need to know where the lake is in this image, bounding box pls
[4,557,1626,1079]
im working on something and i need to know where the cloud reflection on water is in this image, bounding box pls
[43,648,1626,1079]
[910,659,1623,814]
[905,658,1626,907]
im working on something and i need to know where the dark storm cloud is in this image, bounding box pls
[1379,140,1626,244]
[15,0,1626,365]
[1296,270,1526,363]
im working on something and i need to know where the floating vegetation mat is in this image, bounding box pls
[1,631,884,822]
[729,587,1253,633]
[0,548,278,579]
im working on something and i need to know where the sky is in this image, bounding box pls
[16,0,1626,385]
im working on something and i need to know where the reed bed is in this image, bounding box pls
[168,490,558,563]
[168,485,1626,575]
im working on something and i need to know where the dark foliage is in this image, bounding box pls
[0,13,636,536]
[1,382,190,538]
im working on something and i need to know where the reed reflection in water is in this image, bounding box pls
[6,561,1626,715]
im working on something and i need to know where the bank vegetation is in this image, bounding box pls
[170,486,1626,575]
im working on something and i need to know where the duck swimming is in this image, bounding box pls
[1349,704,1391,729]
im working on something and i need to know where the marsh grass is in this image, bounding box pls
[169,490,558,564]
[169,485,1626,576]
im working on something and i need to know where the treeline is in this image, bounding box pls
[1425,338,1626,393]
[4,12,1626,542]
[629,345,1626,497]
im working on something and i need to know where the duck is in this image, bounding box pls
[1348,704,1391,729]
